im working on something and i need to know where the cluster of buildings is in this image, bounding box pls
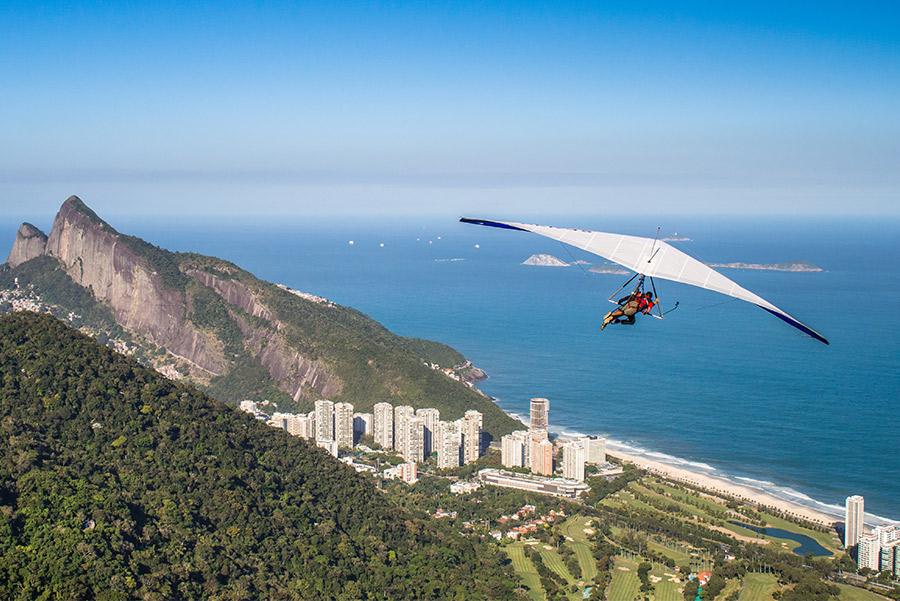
[241,399,484,473]
[499,398,608,482]
[845,495,900,576]
[489,504,568,541]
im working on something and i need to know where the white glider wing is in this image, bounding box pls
[460,217,828,345]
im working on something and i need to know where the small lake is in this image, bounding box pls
[729,521,831,556]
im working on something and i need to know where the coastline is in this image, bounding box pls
[498,408,898,529]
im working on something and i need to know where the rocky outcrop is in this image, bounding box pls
[236,316,342,401]
[190,270,342,400]
[187,270,274,322]
[6,223,48,268]
[43,196,227,375]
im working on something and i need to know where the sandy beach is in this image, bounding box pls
[604,448,835,526]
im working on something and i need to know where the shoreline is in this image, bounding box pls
[498,407,898,529]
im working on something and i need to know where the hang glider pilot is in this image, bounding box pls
[602,291,655,330]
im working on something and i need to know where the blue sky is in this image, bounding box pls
[1,1,899,218]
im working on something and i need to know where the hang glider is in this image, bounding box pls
[460,217,829,345]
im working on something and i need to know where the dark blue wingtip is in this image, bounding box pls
[459,217,528,231]
[758,306,829,345]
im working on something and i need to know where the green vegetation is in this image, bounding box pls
[738,573,778,600]
[608,557,642,600]
[401,336,467,367]
[506,543,547,601]
[0,312,519,600]
[837,584,891,601]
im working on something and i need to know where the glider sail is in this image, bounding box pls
[461,217,828,345]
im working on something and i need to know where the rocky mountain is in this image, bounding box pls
[0,312,518,600]
[6,222,47,267]
[1,196,520,438]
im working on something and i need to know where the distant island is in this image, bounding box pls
[522,254,569,267]
[709,262,823,272]
[661,234,692,242]
[589,265,629,275]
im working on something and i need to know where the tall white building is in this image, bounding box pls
[416,407,440,456]
[334,402,355,448]
[373,402,394,450]
[315,400,335,441]
[501,430,529,468]
[858,532,881,571]
[584,436,607,465]
[394,405,416,457]
[461,410,483,464]
[562,439,587,482]
[397,415,425,462]
[435,420,462,469]
[530,398,549,431]
[845,495,865,549]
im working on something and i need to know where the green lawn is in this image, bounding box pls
[559,516,598,582]
[837,583,891,601]
[505,543,546,601]
[608,557,642,601]
[647,538,693,564]
[738,573,779,601]
[537,545,577,585]
[650,564,683,601]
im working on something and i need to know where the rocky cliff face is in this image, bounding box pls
[6,223,48,268]
[43,196,227,376]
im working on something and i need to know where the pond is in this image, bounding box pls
[729,520,831,556]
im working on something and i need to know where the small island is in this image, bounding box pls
[708,262,823,272]
[522,254,569,267]
[589,265,629,275]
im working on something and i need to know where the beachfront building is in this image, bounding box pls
[334,402,354,448]
[530,397,549,430]
[845,495,865,549]
[858,532,881,571]
[478,468,589,499]
[436,420,462,469]
[584,436,607,464]
[315,400,335,441]
[876,526,900,574]
[373,402,394,450]
[415,407,440,456]
[531,435,554,476]
[461,410,483,464]
[562,439,587,482]
[501,430,529,468]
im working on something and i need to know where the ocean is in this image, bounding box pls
[4,213,898,524]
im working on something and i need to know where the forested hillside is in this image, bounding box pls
[0,312,518,600]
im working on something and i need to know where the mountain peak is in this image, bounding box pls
[59,195,108,227]
[6,222,48,267]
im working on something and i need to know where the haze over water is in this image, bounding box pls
[3,214,897,522]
